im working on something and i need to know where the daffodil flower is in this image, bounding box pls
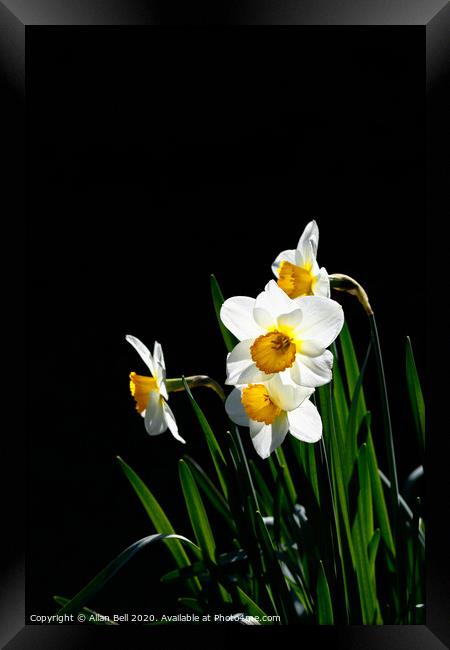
[272,220,330,298]
[126,335,185,443]
[220,280,344,388]
[225,374,322,458]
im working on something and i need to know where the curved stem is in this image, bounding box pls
[166,376,225,402]
[329,273,373,316]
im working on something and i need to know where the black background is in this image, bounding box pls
[27,27,425,618]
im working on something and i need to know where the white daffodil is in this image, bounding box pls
[225,374,322,459]
[272,220,330,298]
[220,280,344,388]
[126,335,185,443]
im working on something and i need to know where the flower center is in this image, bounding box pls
[278,261,314,298]
[250,330,297,374]
[241,384,282,424]
[129,372,158,413]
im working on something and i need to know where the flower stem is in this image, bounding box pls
[329,273,373,316]
[330,273,399,522]
[368,314,400,525]
[166,376,225,402]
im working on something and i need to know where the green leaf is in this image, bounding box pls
[182,377,228,498]
[178,597,203,614]
[331,344,350,453]
[254,511,296,624]
[249,460,274,516]
[317,385,352,617]
[56,533,200,616]
[318,384,354,561]
[337,323,395,560]
[53,596,119,625]
[406,336,425,454]
[368,314,400,549]
[368,529,381,576]
[210,274,238,353]
[351,444,380,624]
[183,456,237,536]
[346,343,371,458]
[316,561,334,624]
[274,447,297,505]
[357,443,374,547]
[116,456,199,571]
[179,459,216,562]
[339,321,367,426]
[237,586,273,624]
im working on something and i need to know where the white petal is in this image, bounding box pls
[250,414,289,459]
[255,280,298,321]
[291,351,334,388]
[295,241,315,269]
[230,362,274,386]
[277,309,303,332]
[157,371,169,401]
[153,341,166,371]
[162,400,185,443]
[296,296,344,348]
[300,340,326,357]
[156,377,169,399]
[288,399,322,443]
[313,267,330,298]
[267,374,313,412]
[225,388,249,427]
[225,340,254,385]
[154,359,168,400]
[227,339,253,364]
[271,249,297,277]
[144,391,167,436]
[253,307,276,330]
[126,334,156,376]
[220,296,261,341]
[296,220,319,267]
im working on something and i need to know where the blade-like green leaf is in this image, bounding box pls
[346,342,371,459]
[368,314,400,546]
[237,586,273,624]
[179,459,216,562]
[183,456,237,536]
[182,377,228,498]
[406,336,425,454]
[339,321,367,428]
[357,443,373,547]
[275,447,297,505]
[351,444,380,624]
[331,343,350,455]
[56,533,200,616]
[53,596,119,625]
[249,460,274,516]
[368,528,381,576]
[210,274,238,353]
[117,456,199,572]
[317,385,352,618]
[316,561,334,624]
[338,323,395,560]
[255,511,297,624]
[178,597,203,614]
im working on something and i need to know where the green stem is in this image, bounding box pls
[368,315,400,526]
[167,376,225,402]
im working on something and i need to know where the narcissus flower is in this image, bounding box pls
[221,280,344,388]
[126,335,185,443]
[272,220,330,298]
[225,374,322,458]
